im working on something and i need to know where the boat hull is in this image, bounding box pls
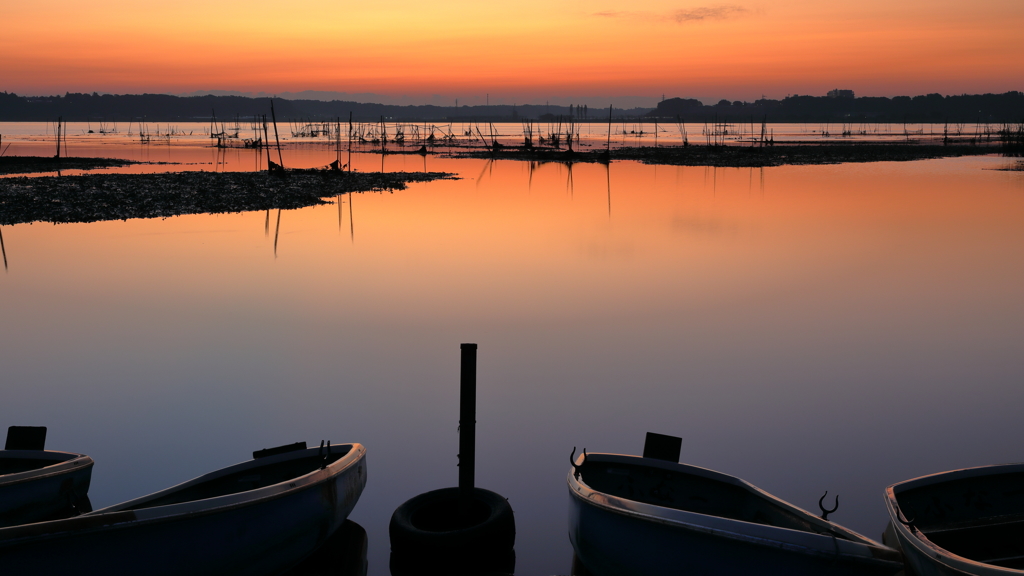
[0,450,93,528]
[0,444,366,576]
[884,462,1024,576]
[888,527,977,576]
[569,453,902,576]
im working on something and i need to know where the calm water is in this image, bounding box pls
[0,118,997,164]
[2,124,1023,574]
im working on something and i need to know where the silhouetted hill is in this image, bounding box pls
[648,92,1024,123]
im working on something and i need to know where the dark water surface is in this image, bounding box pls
[2,130,1023,574]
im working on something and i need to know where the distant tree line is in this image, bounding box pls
[648,92,1024,123]
[0,92,646,123]
[0,91,1020,123]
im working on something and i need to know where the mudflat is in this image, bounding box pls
[0,170,455,225]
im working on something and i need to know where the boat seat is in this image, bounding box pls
[924,515,1024,567]
[581,461,830,535]
[5,426,46,451]
[0,458,57,475]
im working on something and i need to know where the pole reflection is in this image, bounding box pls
[273,209,282,257]
[0,226,7,271]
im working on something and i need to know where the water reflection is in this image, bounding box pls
[349,193,355,242]
[1,226,7,271]
[476,159,493,187]
[1,154,1022,575]
[283,520,368,576]
[571,554,591,576]
[390,548,514,576]
[605,163,611,218]
[274,209,283,256]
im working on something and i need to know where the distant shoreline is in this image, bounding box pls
[1,91,1021,123]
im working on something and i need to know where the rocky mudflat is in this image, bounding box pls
[0,170,455,225]
[0,156,144,175]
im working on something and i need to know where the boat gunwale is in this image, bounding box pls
[884,462,1024,575]
[0,450,94,488]
[569,452,900,564]
[0,443,366,545]
[100,443,365,519]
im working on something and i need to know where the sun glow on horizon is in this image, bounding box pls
[2,0,1022,103]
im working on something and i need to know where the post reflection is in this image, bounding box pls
[605,162,611,218]
[348,193,355,242]
[273,209,282,256]
[390,547,514,576]
[0,226,8,271]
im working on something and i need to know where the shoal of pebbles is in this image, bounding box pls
[0,170,455,225]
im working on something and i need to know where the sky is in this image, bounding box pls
[2,0,1022,107]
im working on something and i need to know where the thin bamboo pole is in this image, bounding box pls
[270,100,284,167]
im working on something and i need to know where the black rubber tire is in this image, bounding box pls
[389,487,515,557]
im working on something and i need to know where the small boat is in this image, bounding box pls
[568,433,903,576]
[0,426,93,528]
[0,440,366,576]
[884,462,1024,575]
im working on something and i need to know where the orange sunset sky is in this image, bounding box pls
[2,0,1022,106]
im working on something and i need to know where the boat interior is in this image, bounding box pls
[122,445,353,511]
[0,453,74,476]
[579,459,847,538]
[897,470,1024,568]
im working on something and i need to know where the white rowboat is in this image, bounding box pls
[0,441,366,576]
[569,451,903,576]
[885,462,1024,576]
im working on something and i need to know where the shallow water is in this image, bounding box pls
[0,119,995,169]
[2,124,1023,574]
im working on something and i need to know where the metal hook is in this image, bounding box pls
[818,491,839,521]
[570,447,587,480]
[321,441,331,470]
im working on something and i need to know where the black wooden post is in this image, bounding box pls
[459,343,477,519]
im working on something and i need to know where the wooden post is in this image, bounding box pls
[459,343,478,520]
[606,106,612,152]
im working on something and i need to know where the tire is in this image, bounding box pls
[389,487,515,557]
